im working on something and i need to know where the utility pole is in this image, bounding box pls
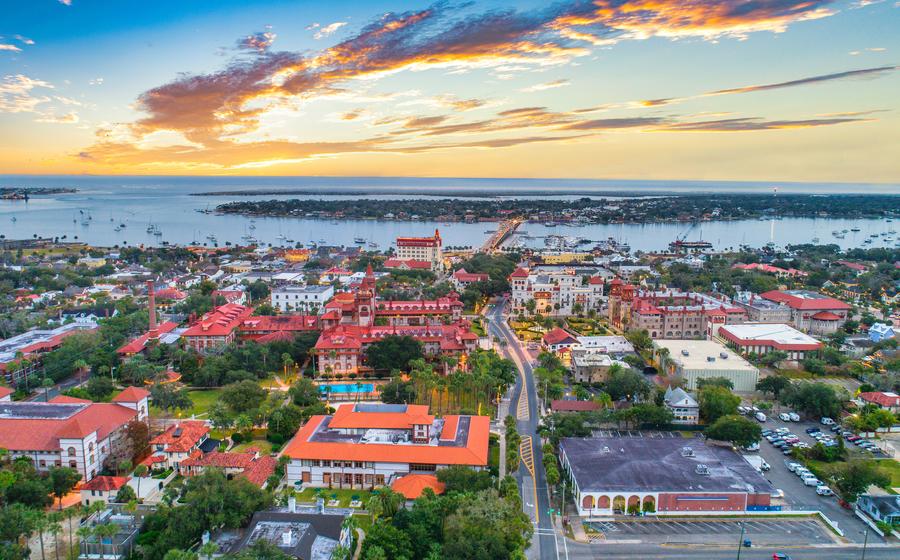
[735,521,745,560]
[861,528,869,560]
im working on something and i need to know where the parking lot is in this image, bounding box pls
[752,411,879,543]
[585,518,835,546]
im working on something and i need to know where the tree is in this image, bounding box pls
[289,377,320,407]
[150,383,193,414]
[802,357,827,375]
[365,335,424,372]
[698,385,740,423]
[830,460,890,501]
[115,484,137,504]
[705,415,762,447]
[134,464,148,498]
[603,367,651,401]
[208,401,234,432]
[85,375,115,401]
[616,403,673,429]
[199,541,218,560]
[221,380,267,414]
[361,522,413,560]
[758,350,788,367]
[696,377,734,390]
[436,465,494,494]
[266,405,305,442]
[756,375,791,399]
[380,377,416,404]
[48,467,81,510]
[442,490,532,560]
[782,382,846,419]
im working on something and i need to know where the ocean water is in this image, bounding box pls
[0,175,896,251]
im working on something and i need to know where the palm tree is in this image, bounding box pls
[73,359,89,383]
[366,494,383,522]
[96,523,119,559]
[31,510,49,560]
[76,525,94,559]
[47,512,63,560]
[234,414,253,438]
[63,504,82,558]
[133,464,148,499]
[42,376,54,402]
[375,487,403,518]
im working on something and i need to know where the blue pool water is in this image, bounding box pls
[319,383,374,394]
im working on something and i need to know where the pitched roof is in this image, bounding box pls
[240,455,277,486]
[510,267,529,278]
[181,450,255,469]
[112,386,150,403]
[116,320,180,355]
[329,403,434,429]
[391,474,446,499]
[0,402,137,451]
[48,395,91,404]
[760,290,851,311]
[543,327,577,346]
[551,400,600,412]
[811,311,842,321]
[0,386,13,399]
[81,475,129,492]
[383,258,432,270]
[859,392,900,408]
[452,268,489,282]
[149,420,209,453]
[182,304,253,338]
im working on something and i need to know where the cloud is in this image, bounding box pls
[0,44,22,52]
[36,111,79,124]
[58,0,72,5]
[13,35,35,45]
[238,29,277,52]
[707,65,898,96]
[562,116,670,130]
[659,116,869,132]
[89,78,104,86]
[339,109,366,121]
[78,1,847,169]
[520,79,570,92]
[0,74,54,114]
[314,22,348,40]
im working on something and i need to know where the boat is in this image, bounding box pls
[318,238,327,244]
[153,230,162,236]
[10,216,16,222]
[119,223,126,228]
[812,237,820,243]
[368,242,379,248]
[114,226,122,232]
[276,233,287,240]
[851,227,861,232]
[669,239,713,251]
[544,222,557,227]
[248,223,256,230]
[353,237,366,244]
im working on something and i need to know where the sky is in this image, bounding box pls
[1,0,898,183]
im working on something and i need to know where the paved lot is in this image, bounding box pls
[585,518,833,546]
[753,412,877,543]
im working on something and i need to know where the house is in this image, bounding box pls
[550,400,600,413]
[270,284,334,313]
[857,392,900,414]
[283,403,489,489]
[80,476,130,507]
[181,449,277,488]
[391,473,446,500]
[560,437,774,517]
[570,353,623,384]
[663,386,699,425]
[450,268,489,291]
[856,494,900,528]
[542,328,578,352]
[211,289,247,305]
[0,386,12,401]
[146,420,210,471]
[0,388,149,481]
[869,323,895,343]
[718,323,823,361]
[181,303,254,353]
[382,258,433,271]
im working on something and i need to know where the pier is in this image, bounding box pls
[479,218,523,253]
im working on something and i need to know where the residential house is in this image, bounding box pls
[663,386,699,425]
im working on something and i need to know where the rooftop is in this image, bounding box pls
[654,339,757,373]
[560,437,773,494]
[760,290,851,311]
[218,511,345,560]
[719,323,822,351]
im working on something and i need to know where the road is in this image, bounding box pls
[487,298,558,560]
[484,298,897,559]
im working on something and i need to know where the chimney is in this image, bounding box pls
[147,280,158,338]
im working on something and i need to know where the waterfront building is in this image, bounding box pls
[270,284,334,313]
[718,323,823,361]
[759,290,851,335]
[560,437,774,517]
[395,229,443,272]
[652,339,759,392]
[0,388,149,481]
[283,403,489,489]
[509,266,605,317]
[607,280,746,339]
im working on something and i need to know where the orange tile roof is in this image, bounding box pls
[240,455,277,486]
[440,416,459,441]
[329,403,434,430]
[182,304,253,338]
[149,420,209,453]
[0,386,14,399]
[81,476,129,492]
[283,415,489,467]
[49,395,91,404]
[181,450,255,469]
[391,474,445,499]
[112,387,150,402]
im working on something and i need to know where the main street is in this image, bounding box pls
[484,298,898,560]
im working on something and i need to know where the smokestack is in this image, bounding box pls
[147,280,158,338]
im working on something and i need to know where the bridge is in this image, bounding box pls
[479,218,523,253]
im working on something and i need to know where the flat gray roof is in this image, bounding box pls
[560,437,773,495]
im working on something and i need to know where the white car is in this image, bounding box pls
[755,412,767,423]
[771,489,785,499]
[786,462,801,472]
[816,486,834,496]
[789,412,800,422]
[803,476,822,487]
[779,413,791,422]
[821,417,835,425]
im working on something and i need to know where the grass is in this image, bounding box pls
[233,439,274,454]
[566,317,608,336]
[294,487,374,508]
[875,458,900,488]
[150,388,224,417]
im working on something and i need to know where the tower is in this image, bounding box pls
[355,264,377,326]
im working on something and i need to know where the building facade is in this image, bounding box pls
[270,284,334,313]
[509,267,605,317]
[758,290,851,335]
[653,339,760,392]
[718,323,823,361]
[395,229,443,271]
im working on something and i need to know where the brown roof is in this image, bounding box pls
[113,387,150,402]
[240,456,278,486]
[551,400,600,412]
[149,420,209,453]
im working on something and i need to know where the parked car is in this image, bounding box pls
[755,412,767,422]
[773,553,793,560]
[789,412,800,422]
[821,417,834,425]
[785,461,801,472]
[779,413,791,422]
[806,427,820,434]
[847,435,860,442]
[771,489,785,499]
[803,476,822,487]
[816,486,834,496]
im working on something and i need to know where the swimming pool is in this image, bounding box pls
[318,383,375,394]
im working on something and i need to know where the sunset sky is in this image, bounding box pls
[1,0,898,183]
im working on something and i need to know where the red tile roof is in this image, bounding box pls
[116,321,180,355]
[81,476,129,492]
[510,267,529,278]
[154,288,187,301]
[240,315,319,335]
[859,392,900,408]
[182,304,253,338]
[543,327,576,346]
[383,258,432,270]
[112,387,150,403]
[551,400,600,412]
[0,386,13,399]
[452,268,489,283]
[149,420,209,454]
[0,402,137,451]
[49,395,91,404]
[240,455,277,486]
[391,474,445,499]
[181,451,255,469]
[760,290,851,311]
[811,311,842,321]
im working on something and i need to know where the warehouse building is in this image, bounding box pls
[653,339,759,392]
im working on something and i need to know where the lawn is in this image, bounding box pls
[150,388,224,417]
[875,458,900,489]
[566,317,608,336]
[293,487,374,508]
[233,439,274,454]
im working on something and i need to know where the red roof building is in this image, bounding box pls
[182,303,254,353]
[148,420,210,471]
[718,323,823,361]
[80,475,130,506]
[0,387,149,482]
[238,315,320,340]
[731,263,807,278]
[551,400,601,413]
[180,449,278,487]
[391,474,446,499]
[759,290,850,335]
[117,320,180,356]
[542,327,578,351]
[0,386,13,401]
[395,229,442,271]
[858,391,900,412]
[283,403,488,490]
[383,258,432,270]
[450,268,490,290]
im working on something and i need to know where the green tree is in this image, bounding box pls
[288,377,320,407]
[830,460,891,501]
[365,335,424,372]
[705,415,762,447]
[115,484,137,504]
[756,375,791,399]
[603,367,651,401]
[150,383,193,414]
[698,385,740,423]
[85,375,115,401]
[782,382,846,419]
[696,377,734,390]
[48,467,81,510]
[221,380,267,413]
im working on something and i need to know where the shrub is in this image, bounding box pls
[231,432,244,444]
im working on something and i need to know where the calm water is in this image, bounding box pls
[0,175,896,251]
[319,383,375,394]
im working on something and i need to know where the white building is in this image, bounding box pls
[718,323,823,361]
[0,388,149,482]
[271,284,335,313]
[509,266,605,317]
[663,386,699,425]
[395,230,443,272]
[653,339,760,392]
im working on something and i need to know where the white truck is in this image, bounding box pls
[743,454,770,473]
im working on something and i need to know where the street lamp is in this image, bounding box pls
[861,528,869,560]
[735,521,745,560]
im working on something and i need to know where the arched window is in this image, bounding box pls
[67,447,76,457]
